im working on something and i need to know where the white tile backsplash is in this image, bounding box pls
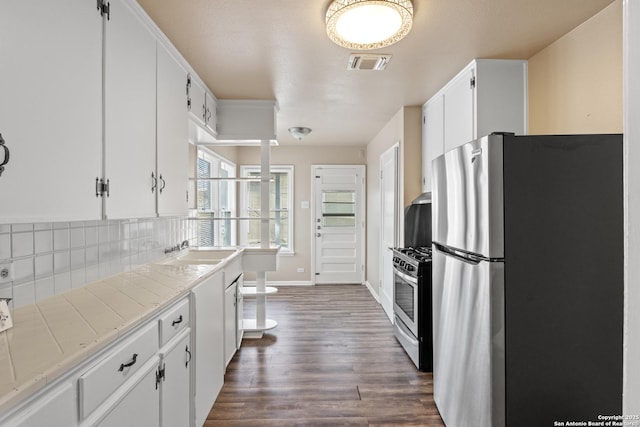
[13,258,34,285]
[0,234,10,260]
[12,224,33,233]
[86,246,99,266]
[35,230,53,254]
[35,254,53,278]
[35,277,54,300]
[53,228,69,251]
[70,227,85,249]
[1,217,196,309]
[71,269,86,289]
[12,232,34,258]
[54,251,70,274]
[13,281,35,307]
[85,226,98,246]
[54,272,71,294]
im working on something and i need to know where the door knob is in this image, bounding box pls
[316,233,321,237]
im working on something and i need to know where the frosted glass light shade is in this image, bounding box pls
[326,0,413,50]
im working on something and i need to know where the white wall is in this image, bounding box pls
[623,0,640,415]
[365,106,422,298]
[235,145,366,283]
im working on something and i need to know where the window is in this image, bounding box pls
[197,149,236,247]
[240,165,294,253]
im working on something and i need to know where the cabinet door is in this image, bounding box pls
[157,43,188,217]
[236,276,244,349]
[160,331,191,427]
[104,0,157,219]
[97,361,160,427]
[189,79,207,127]
[0,0,102,223]
[205,92,217,134]
[444,66,475,153]
[224,283,237,367]
[422,95,445,192]
[191,271,224,427]
[6,382,76,427]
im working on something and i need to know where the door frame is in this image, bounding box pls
[311,165,366,285]
[379,143,400,320]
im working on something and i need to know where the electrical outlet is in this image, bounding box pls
[0,300,13,332]
[0,262,14,284]
[296,268,305,273]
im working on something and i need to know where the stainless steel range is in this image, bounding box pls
[392,193,433,372]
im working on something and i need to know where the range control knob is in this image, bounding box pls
[406,265,415,273]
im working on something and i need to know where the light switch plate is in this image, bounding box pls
[0,300,13,332]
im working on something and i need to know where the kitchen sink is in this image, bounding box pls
[158,248,239,266]
[177,249,238,261]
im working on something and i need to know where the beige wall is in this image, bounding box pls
[528,0,622,134]
[236,145,366,282]
[365,106,422,297]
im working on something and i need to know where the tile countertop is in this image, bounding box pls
[0,249,243,413]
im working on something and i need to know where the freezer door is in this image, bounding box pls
[432,245,505,427]
[432,134,504,258]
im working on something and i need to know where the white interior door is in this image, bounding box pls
[380,144,399,321]
[313,166,365,284]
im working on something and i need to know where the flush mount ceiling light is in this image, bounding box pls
[326,0,413,50]
[288,127,312,140]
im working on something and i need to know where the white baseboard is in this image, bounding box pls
[365,280,380,303]
[243,281,313,287]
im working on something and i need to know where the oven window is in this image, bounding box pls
[395,275,415,322]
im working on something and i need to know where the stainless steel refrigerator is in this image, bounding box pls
[431,133,623,427]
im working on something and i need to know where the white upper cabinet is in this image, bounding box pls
[422,95,444,192]
[188,78,207,127]
[443,66,475,153]
[205,92,217,134]
[104,0,157,219]
[422,59,527,192]
[157,43,188,216]
[0,0,102,223]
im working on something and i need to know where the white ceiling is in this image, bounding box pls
[137,0,615,146]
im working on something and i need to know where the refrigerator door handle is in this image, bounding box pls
[435,243,485,265]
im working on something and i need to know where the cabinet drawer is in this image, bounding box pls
[158,298,190,346]
[78,322,159,420]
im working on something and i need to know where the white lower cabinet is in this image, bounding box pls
[1,267,235,427]
[191,271,225,427]
[4,382,76,427]
[159,329,191,427]
[93,358,160,427]
[79,322,159,419]
[224,281,238,367]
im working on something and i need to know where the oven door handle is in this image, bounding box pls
[395,316,419,345]
[393,267,418,285]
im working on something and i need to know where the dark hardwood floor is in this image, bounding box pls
[206,285,445,426]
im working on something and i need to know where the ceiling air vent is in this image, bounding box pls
[347,54,392,71]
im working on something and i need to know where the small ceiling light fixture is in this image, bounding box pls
[326,0,414,50]
[288,127,312,140]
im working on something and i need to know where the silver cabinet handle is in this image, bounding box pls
[0,133,9,177]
